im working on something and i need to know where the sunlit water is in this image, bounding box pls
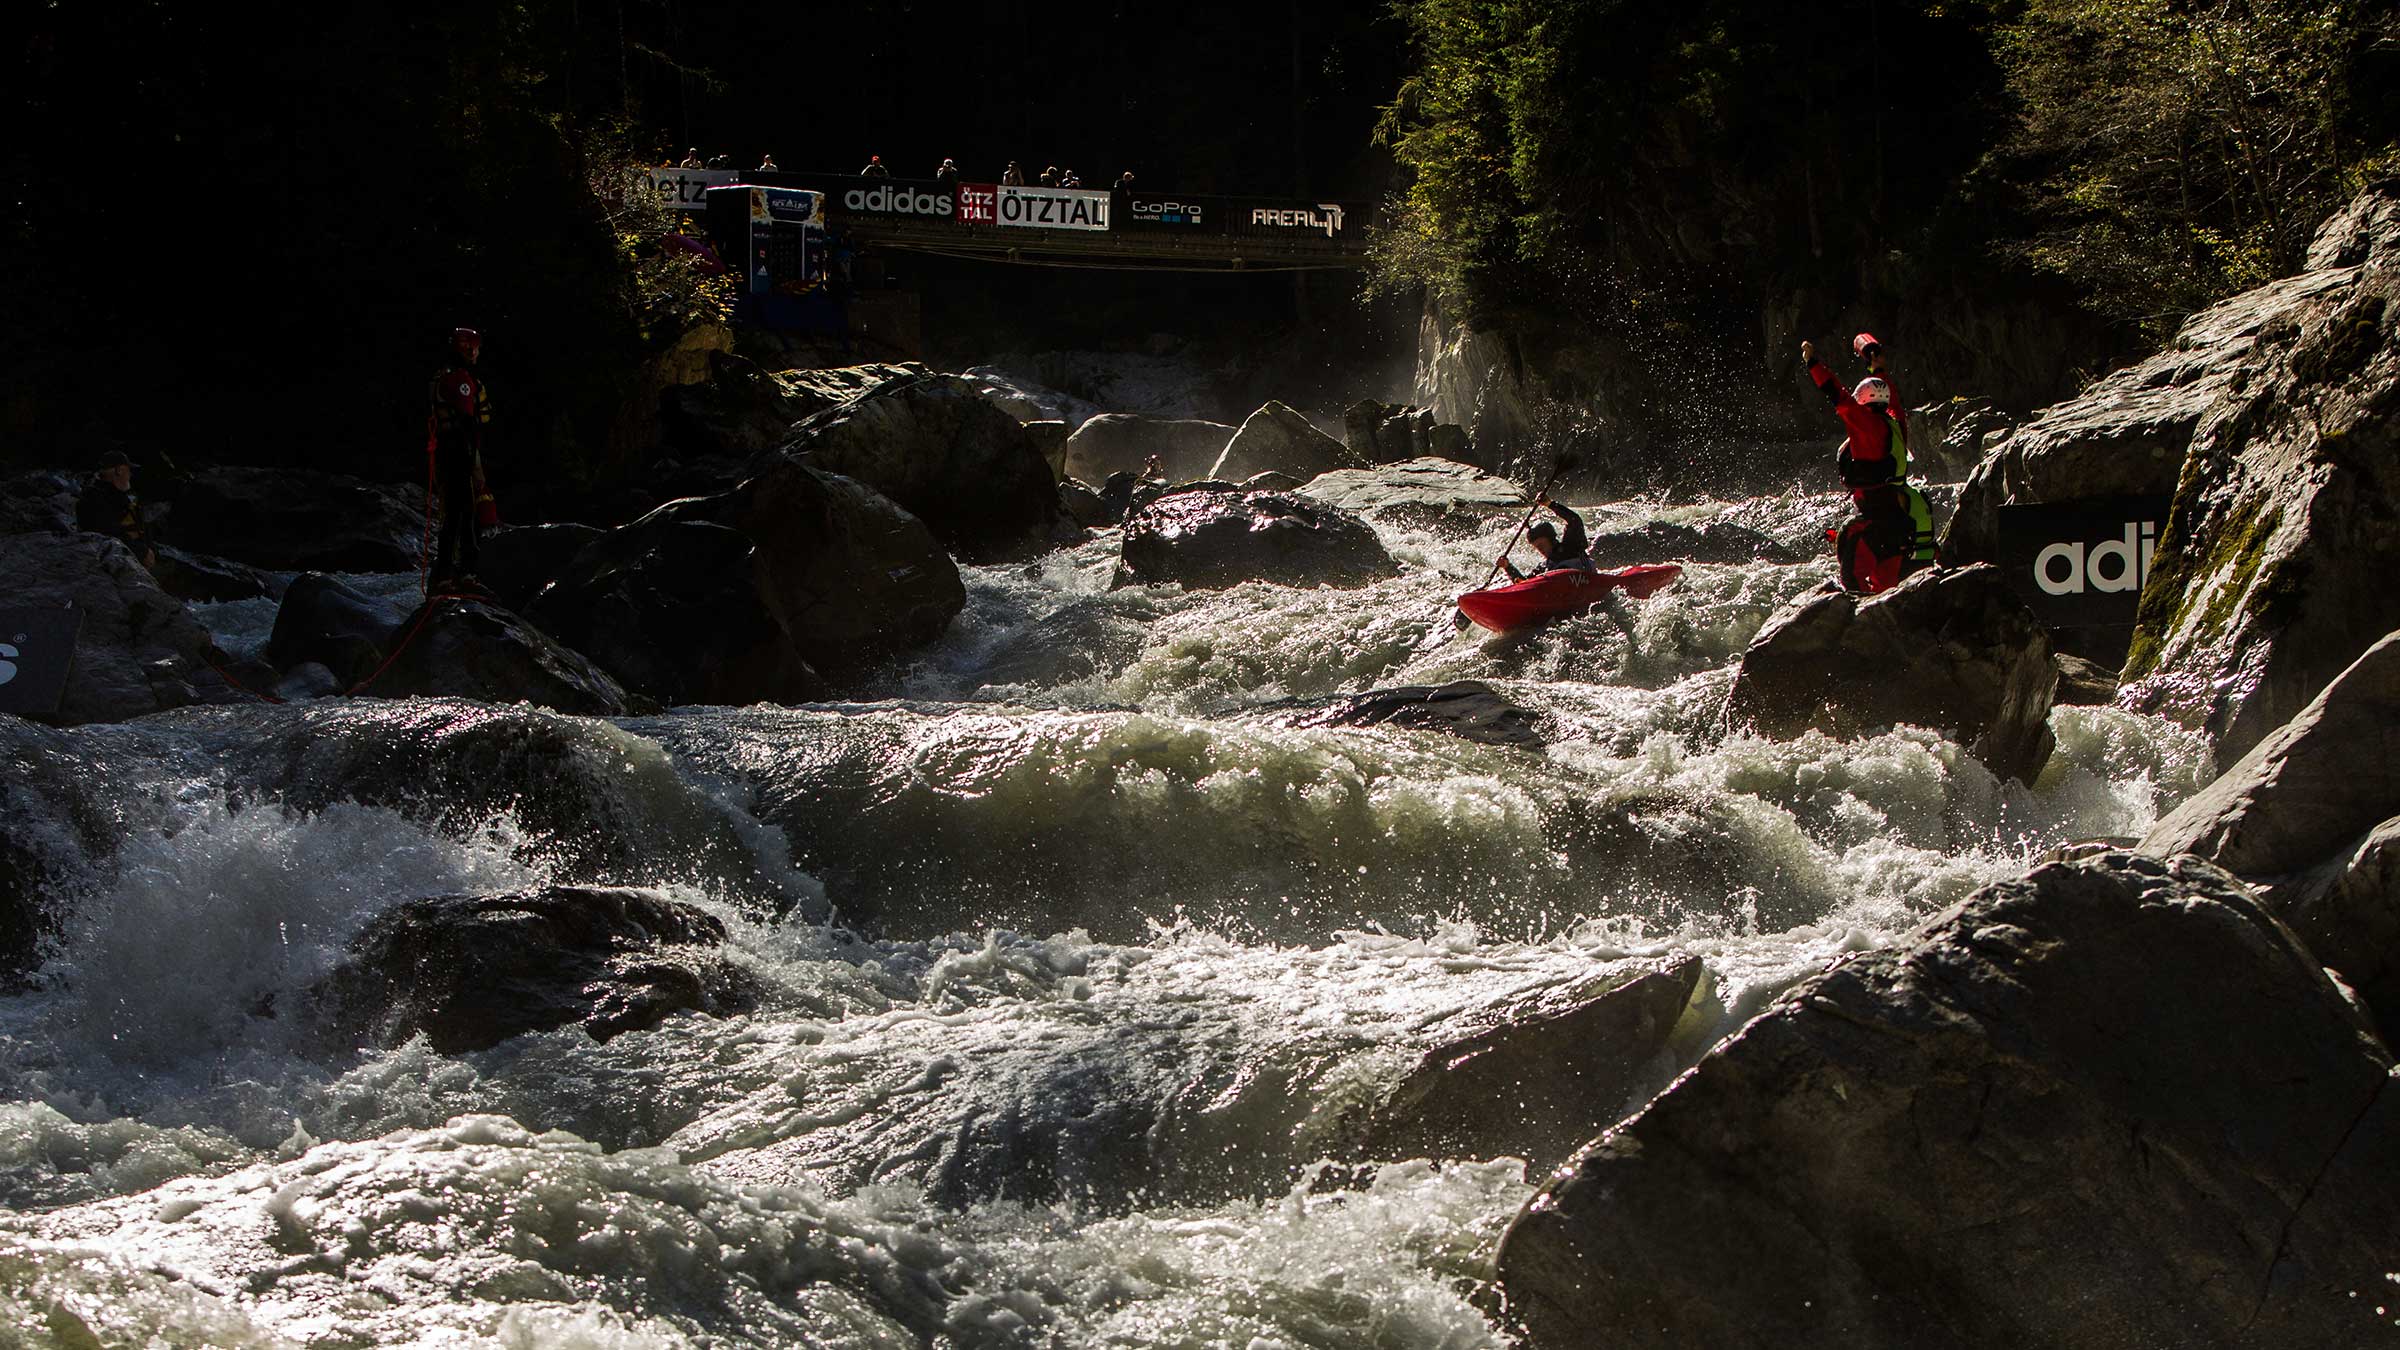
[0,483,2211,1346]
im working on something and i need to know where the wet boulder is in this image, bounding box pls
[1112,488,1399,591]
[1497,852,2400,1350]
[2141,630,2400,1031]
[1299,458,1524,536]
[474,522,605,612]
[1059,413,1234,485]
[1725,564,2057,783]
[2118,184,2400,757]
[0,533,219,724]
[1025,419,1071,478]
[1240,680,1545,750]
[660,352,903,459]
[536,461,962,704]
[780,371,1057,560]
[359,597,632,716]
[1362,956,1699,1170]
[1208,400,1362,482]
[266,572,410,689]
[2052,652,2120,706]
[306,885,757,1053]
[162,465,427,573]
[0,718,118,986]
[150,545,282,604]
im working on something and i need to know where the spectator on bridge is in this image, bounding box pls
[1110,171,1134,226]
[934,158,960,194]
[1039,165,1059,187]
[860,155,889,178]
[707,152,731,169]
[76,447,153,569]
[1001,161,1025,186]
[680,148,703,169]
[1061,168,1082,188]
[757,153,780,172]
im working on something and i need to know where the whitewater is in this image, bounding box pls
[0,478,2212,1346]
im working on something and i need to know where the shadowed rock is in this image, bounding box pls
[1,533,220,724]
[1498,852,2400,1349]
[781,372,1059,560]
[1113,489,1398,591]
[1209,401,1362,482]
[362,598,632,716]
[267,573,410,689]
[1725,564,2057,783]
[1060,413,1234,485]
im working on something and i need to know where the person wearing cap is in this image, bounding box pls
[934,158,960,194]
[76,447,154,568]
[427,327,493,589]
[860,155,889,178]
[1499,492,1596,581]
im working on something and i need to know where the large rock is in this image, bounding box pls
[1208,400,1362,482]
[1362,956,1699,1170]
[162,465,427,573]
[150,544,282,604]
[1058,413,1235,485]
[1497,852,2400,1349]
[1725,564,2057,783]
[2117,185,2400,757]
[0,470,79,536]
[266,572,410,688]
[536,461,962,705]
[0,718,114,986]
[1112,489,1399,591]
[1239,680,1545,750]
[305,885,756,1053]
[2140,630,2400,1029]
[662,353,925,459]
[0,533,218,724]
[1299,457,1524,536]
[474,522,605,612]
[360,598,631,716]
[780,371,1058,560]
[1341,399,1476,467]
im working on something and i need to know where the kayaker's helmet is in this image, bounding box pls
[452,327,482,361]
[1852,332,1883,360]
[1853,377,1892,407]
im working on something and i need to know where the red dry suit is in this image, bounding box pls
[1807,357,1910,487]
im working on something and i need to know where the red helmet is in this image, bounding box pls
[452,327,481,352]
[1852,332,1883,359]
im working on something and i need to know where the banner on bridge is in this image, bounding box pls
[1121,196,1212,230]
[996,185,1111,231]
[644,166,741,212]
[954,183,998,225]
[1227,199,1367,241]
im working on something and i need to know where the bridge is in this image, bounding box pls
[649,167,1373,273]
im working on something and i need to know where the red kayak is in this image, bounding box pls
[1455,564,1683,634]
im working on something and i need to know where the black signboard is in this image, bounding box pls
[0,606,83,718]
[765,174,958,222]
[1995,495,2172,658]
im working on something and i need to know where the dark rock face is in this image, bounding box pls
[1059,414,1234,485]
[1240,680,1545,749]
[659,352,906,459]
[536,461,962,705]
[163,465,427,573]
[307,886,756,1053]
[2141,630,2400,1031]
[1342,400,1476,468]
[2117,187,2400,758]
[0,718,116,986]
[1056,479,1112,530]
[151,545,283,604]
[1299,458,1524,536]
[1363,956,1698,1170]
[781,372,1057,560]
[475,523,605,612]
[361,598,631,716]
[2052,651,2120,705]
[1582,517,1814,568]
[1497,852,2400,1350]
[0,471,82,536]
[1113,489,1399,591]
[1208,401,1361,482]
[267,573,411,689]
[1725,564,2057,783]
[1,533,219,724]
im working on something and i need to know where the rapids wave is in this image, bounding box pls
[0,484,2211,1346]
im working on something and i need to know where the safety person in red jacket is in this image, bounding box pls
[427,326,494,589]
[1803,337,1936,594]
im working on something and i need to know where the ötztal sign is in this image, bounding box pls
[995,185,1111,231]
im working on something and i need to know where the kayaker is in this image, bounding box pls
[1800,339,1911,488]
[1500,493,1597,581]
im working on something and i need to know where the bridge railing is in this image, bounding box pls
[646,167,1372,248]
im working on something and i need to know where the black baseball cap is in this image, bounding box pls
[98,448,136,469]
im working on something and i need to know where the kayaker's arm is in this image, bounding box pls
[1500,557,1526,582]
[1548,499,1587,558]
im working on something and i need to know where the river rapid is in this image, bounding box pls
[0,482,2213,1347]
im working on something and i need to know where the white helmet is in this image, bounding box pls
[1853,377,1892,407]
